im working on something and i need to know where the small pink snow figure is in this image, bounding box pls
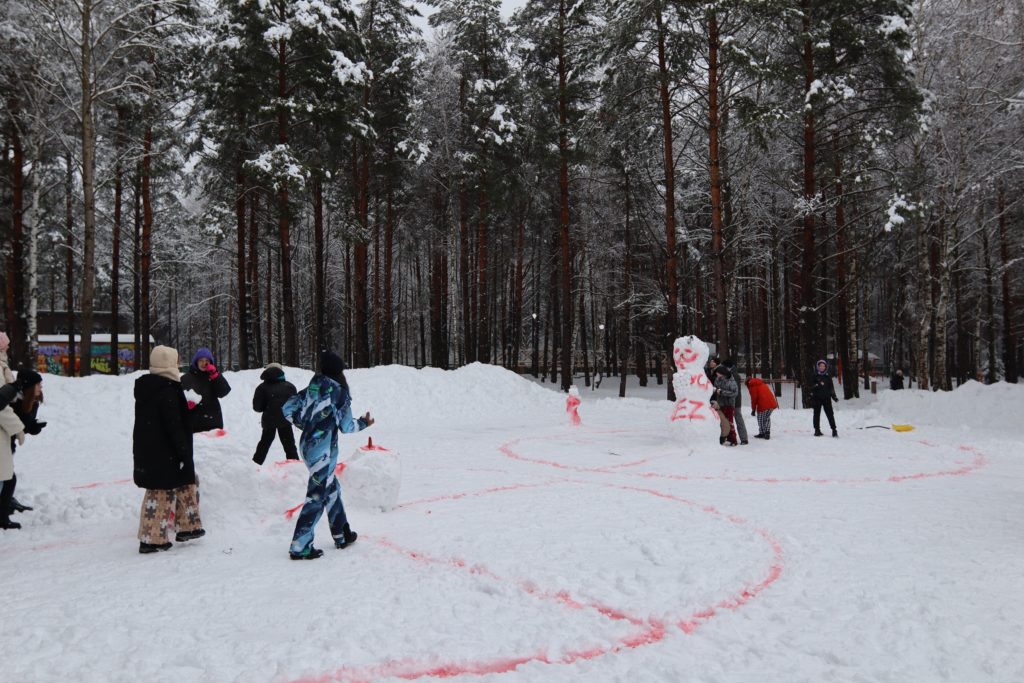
[566,385,582,426]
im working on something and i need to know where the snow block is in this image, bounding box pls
[340,437,401,511]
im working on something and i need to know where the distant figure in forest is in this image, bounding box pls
[890,369,905,391]
[252,363,298,465]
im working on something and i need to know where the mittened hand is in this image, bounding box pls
[832,397,838,403]
[362,412,374,427]
[206,364,220,380]
[25,422,44,435]
[187,401,198,410]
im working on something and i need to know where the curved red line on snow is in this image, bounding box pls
[289,479,782,682]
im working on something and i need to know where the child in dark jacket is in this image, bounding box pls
[282,351,373,560]
[810,359,839,437]
[181,347,231,434]
[712,366,739,446]
[252,363,298,464]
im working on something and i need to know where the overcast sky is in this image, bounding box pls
[409,0,527,37]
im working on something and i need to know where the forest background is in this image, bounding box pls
[1,0,1021,404]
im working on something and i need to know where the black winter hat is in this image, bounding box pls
[16,369,42,390]
[319,351,346,381]
[714,365,732,379]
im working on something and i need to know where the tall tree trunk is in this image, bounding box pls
[797,1,819,405]
[833,148,856,398]
[934,213,951,390]
[354,140,371,367]
[66,155,77,375]
[707,11,727,363]
[657,6,679,400]
[557,0,573,392]
[476,175,489,363]
[79,0,99,375]
[373,188,381,364]
[110,107,125,374]
[25,138,42,365]
[235,158,250,369]
[141,126,153,368]
[998,182,1016,382]
[982,219,997,383]
[132,169,140,369]
[5,103,27,364]
[383,170,395,364]
[249,190,263,365]
[513,211,525,372]
[275,29,298,367]
[458,180,472,364]
[620,171,633,397]
[312,175,325,360]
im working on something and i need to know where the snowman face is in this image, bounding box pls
[673,335,709,370]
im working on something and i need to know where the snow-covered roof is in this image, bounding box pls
[37,334,156,344]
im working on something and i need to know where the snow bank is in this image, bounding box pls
[868,380,1024,436]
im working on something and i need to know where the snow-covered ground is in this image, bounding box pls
[2,364,1022,682]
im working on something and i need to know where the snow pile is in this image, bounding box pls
[871,380,1024,436]
[340,437,401,511]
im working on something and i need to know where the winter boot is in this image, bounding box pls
[175,528,206,542]
[764,432,770,440]
[335,524,358,549]
[814,430,823,437]
[10,497,32,513]
[139,542,172,554]
[289,546,324,560]
[832,429,838,438]
[719,436,727,445]
[754,433,765,439]
[1,519,22,530]
[740,440,749,445]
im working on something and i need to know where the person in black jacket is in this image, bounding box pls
[1,370,46,520]
[181,347,231,433]
[252,363,298,464]
[810,359,839,437]
[890,369,905,390]
[133,345,204,554]
[723,359,749,445]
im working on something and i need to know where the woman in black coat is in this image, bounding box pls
[133,346,204,554]
[181,347,231,433]
[252,363,298,464]
[810,359,839,437]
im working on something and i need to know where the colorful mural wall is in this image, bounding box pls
[37,342,140,376]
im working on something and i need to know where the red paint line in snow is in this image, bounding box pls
[292,479,777,683]
[498,431,988,485]
[70,478,132,490]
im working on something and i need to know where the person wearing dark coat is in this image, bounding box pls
[181,347,231,433]
[1,370,46,523]
[890,369,905,391]
[133,345,204,554]
[810,359,839,437]
[723,359,748,445]
[252,363,298,464]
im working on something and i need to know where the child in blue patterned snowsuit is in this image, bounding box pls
[282,351,373,560]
